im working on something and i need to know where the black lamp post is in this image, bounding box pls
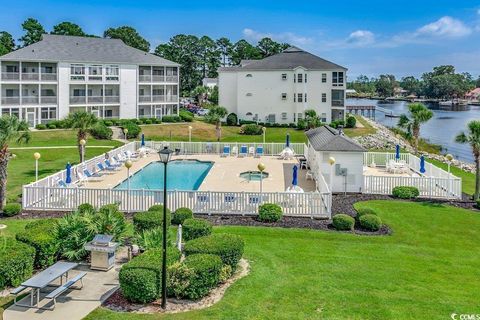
[158,146,173,309]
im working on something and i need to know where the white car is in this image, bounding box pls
[197,108,209,116]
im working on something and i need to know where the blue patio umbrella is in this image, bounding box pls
[286,133,290,147]
[141,133,145,147]
[65,162,72,184]
[292,165,298,186]
[420,155,426,174]
[395,144,400,160]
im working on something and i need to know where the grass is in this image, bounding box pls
[427,159,476,196]
[343,115,376,138]
[6,130,122,202]
[85,200,480,320]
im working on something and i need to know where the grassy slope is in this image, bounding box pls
[86,201,480,320]
[343,115,376,138]
[427,159,476,196]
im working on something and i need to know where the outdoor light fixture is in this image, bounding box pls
[262,127,266,145]
[328,157,336,191]
[124,160,133,191]
[258,163,266,195]
[33,152,41,181]
[123,128,128,142]
[188,126,193,143]
[158,146,174,309]
[79,139,86,163]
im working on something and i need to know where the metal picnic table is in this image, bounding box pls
[19,261,78,308]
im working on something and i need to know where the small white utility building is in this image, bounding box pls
[306,125,366,193]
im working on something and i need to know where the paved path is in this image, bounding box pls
[3,248,126,320]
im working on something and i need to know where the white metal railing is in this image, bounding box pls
[70,96,86,104]
[2,72,20,80]
[165,75,178,82]
[41,74,57,81]
[152,95,165,102]
[22,96,39,104]
[40,96,57,104]
[363,152,462,199]
[104,96,120,103]
[22,73,39,81]
[88,96,103,103]
[1,97,20,105]
[139,75,152,82]
[139,95,152,102]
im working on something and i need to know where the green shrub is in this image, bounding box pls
[77,203,95,214]
[179,110,194,122]
[476,199,480,209]
[136,227,171,250]
[16,219,59,268]
[144,119,152,124]
[133,210,171,232]
[392,186,420,199]
[219,264,233,284]
[3,203,21,217]
[297,119,307,130]
[359,214,383,231]
[35,124,47,130]
[167,262,195,299]
[49,120,66,128]
[119,248,181,303]
[89,123,113,140]
[182,218,212,241]
[148,204,165,212]
[182,254,223,300]
[240,124,263,135]
[332,214,355,231]
[184,233,244,269]
[95,205,127,241]
[258,203,283,222]
[55,211,96,261]
[103,120,113,126]
[47,123,57,129]
[226,113,238,126]
[172,207,193,225]
[162,115,181,123]
[355,208,377,221]
[121,121,141,139]
[0,239,35,290]
[345,116,356,128]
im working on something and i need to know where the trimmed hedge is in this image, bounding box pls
[133,206,171,232]
[77,203,95,214]
[182,218,212,241]
[359,214,383,231]
[355,208,377,221]
[119,248,181,303]
[184,233,244,269]
[172,207,193,225]
[89,122,113,140]
[392,186,420,199]
[182,254,223,300]
[3,203,22,217]
[121,121,141,139]
[332,214,355,231]
[35,124,47,130]
[345,116,356,128]
[0,239,35,290]
[162,115,182,123]
[240,124,263,135]
[179,110,194,122]
[258,203,283,222]
[226,113,238,126]
[16,219,59,268]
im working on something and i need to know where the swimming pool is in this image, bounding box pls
[114,160,213,191]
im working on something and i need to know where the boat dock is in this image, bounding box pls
[346,105,399,119]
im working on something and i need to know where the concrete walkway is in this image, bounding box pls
[3,249,126,320]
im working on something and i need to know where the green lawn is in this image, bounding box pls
[6,130,122,202]
[427,159,476,196]
[343,115,376,138]
[85,200,480,320]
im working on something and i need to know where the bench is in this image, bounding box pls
[45,272,87,309]
[11,286,27,305]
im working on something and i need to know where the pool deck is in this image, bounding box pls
[82,153,316,193]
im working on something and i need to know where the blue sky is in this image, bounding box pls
[1,0,479,79]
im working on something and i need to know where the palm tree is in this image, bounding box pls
[204,106,228,141]
[398,103,433,154]
[455,120,480,200]
[0,115,30,210]
[64,111,98,162]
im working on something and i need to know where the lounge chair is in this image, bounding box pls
[255,146,264,158]
[105,160,121,170]
[223,193,237,211]
[238,145,248,157]
[248,146,255,157]
[231,146,238,156]
[125,150,139,161]
[109,157,123,167]
[84,168,103,180]
[221,145,230,157]
[205,143,213,153]
[194,194,210,213]
[79,169,102,182]
[97,162,115,173]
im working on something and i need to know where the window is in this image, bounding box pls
[321,113,327,122]
[246,93,252,96]
[294,74,296,83]
[106,65,119,81]
[293,94,296,102]
[70,64,85,80]
[305,93,307,102]
[332,90,345,106]
[297,93,303,103]
[281,73,287,80]
[297,73,303,83]
[322,73,327,83]
[89,65,102,75]
[322,93,327,103]
[6,65,18,73]
[41,89,55,96]
[305,73,307,83]
[333,71,344,86]
[73,89,86,96]
[281,93,287,100]
[281,112,287,120]
[267,114,276,124]
[41,107,56,120]
[5,89,18,97]
[297,113,303,120]
[246,74,252,77]
[104,109,113,118]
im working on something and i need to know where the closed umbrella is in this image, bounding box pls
[395,144,400,160]
[420,155,426,174]
[141,133,145,147]
[292,165,298,186]
[66,162,72,184]
[286,133,290,147]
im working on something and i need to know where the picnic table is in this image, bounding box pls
[18,261,78,308]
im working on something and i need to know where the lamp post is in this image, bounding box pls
[328,157,336,192]
[158,146,174,309]
[33,152,41,181]
[258,163,266,196]
[123,128,128,143]
[125,160,133,192]
[79,139,86,163]
[446,153,453,197]
[188,126,192,143]
[262,127,266,146]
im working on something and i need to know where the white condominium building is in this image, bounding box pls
[218,46,347,124]
[0,34,180,127]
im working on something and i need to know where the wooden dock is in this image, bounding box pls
[346,105,376,119]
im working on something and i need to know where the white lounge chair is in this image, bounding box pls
[231,146,238,156]
[239,145,248,158]
[248,146,255,157]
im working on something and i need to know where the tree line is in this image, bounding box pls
[0,18,289,93]
[348,65,479,99]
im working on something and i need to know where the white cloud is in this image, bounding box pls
[346,30,375,46]
[415,16,471,38]
[242,28,313,46]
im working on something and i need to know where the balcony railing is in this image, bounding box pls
[1,97,20,105]
[104,96,120,103]
[22,96,39,104]
[165,75,178,82]
[139,75,152,82]
[41,74,57,81]
[40,96,57,104]
[166,95,178,102]
[1,72,20,80]
[139,95,152,102]
[88,96,104,103]
[332,99,345,107]
[22,73,39,81]
[152,75,165,82]
[70,96,86,104]
[152,95,165,102]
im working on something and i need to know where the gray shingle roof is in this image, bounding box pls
[0,34,179,66]
[305,125,365,152]
[219,46,347,72]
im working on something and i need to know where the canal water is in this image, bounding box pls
[346,98,480,163]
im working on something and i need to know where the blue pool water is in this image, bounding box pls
[114,160,213,191]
